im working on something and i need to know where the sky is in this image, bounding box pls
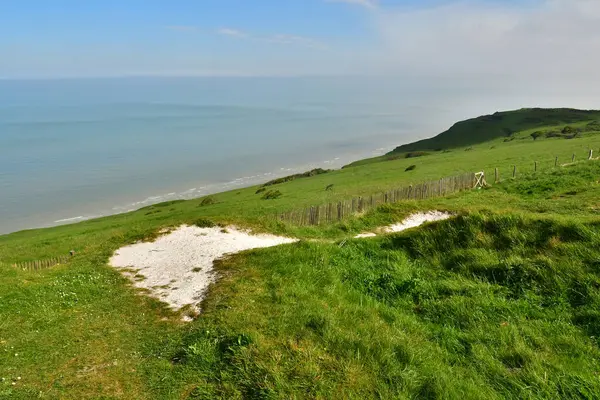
[1,0,600,87]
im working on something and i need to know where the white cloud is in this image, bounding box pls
[217,28,248,38]
[216,28,326,49]
[264,34,327,49]
[367,0,600,84]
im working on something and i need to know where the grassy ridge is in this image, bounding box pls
[2,112,600,398]
[390,108,600,153]
[176,211,600,398]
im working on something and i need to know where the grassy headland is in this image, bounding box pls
[2,108,600,399]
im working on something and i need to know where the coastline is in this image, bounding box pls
[4,142,397,235]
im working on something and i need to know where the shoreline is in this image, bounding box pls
[3,143,397,235]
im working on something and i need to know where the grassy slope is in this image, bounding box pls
[346,108,600,168]
[2,117,600,398]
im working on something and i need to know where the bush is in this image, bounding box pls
[405,151,430,159]
[530,131,543,141]
[261,190,283,200]
[562,126,577,134]
[194,218,215,228]
[255,188,266,195]
[584,121,600,132]
[199,196,216,207]
[262,168,331,187]
[545,131,562,138]
[405,165,416,172]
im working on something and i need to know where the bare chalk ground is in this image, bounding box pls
[110,225,296,317]
[355,211,452,238]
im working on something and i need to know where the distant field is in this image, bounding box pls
[2,111,600,399]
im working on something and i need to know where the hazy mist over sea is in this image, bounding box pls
[1,76,598,234]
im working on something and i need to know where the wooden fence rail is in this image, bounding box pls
[7,255,72,272]
[276,171,478,226]
[275,148,600,227]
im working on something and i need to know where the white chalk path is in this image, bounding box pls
[354,211,452,238]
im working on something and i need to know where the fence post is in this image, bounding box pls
[555,156,558,167]
[572,154,576,163]
[513,165,517,178]
[495,168,499,183]
[534,161,537,172]
[589,149,594,160]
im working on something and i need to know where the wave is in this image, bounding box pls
[45,144,395,230]
[54,215,98,224]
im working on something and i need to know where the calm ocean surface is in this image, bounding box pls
[0,76,550,234]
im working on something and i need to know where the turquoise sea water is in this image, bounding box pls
[2,77,586,234]
[0,77,428,233]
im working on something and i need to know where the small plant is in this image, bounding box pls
[194,218,215,228]
[255,187,267,195]
[261,190,283,200]
[405,165,416,172]
[464,147,473,151]
[199,196,216,207]
[326,184,334,191]
[530,131,543,141]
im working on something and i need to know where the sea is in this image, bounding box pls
[1,76,594,234]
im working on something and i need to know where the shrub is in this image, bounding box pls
[545,131,562,138]
[194,218,215,228]
[255,188,266,195]
[325,184,334,191]
[261,190,283,200]
[584,121,600,132]
[562,126,577,134]
[199,196,216,207]
[530,131,543,141]
[405,151,430,159]
[154,200,185,208]
[262,168,331,187]
[405,165,417,172]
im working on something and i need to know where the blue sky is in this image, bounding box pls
[1,0,599,80]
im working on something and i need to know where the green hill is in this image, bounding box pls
[2,109,600,398]
[390,108,600,154]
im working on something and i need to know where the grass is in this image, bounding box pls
[388,107,600,154]
[2,112,600,398]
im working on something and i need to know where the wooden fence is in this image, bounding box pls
[276,171,478,226]
[8,255,72,272]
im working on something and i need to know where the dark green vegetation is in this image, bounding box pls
[2,109,600,399]
[262,168,331,187]
[389,108,600,154]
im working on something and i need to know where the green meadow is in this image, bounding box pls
[2,108,600,399]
